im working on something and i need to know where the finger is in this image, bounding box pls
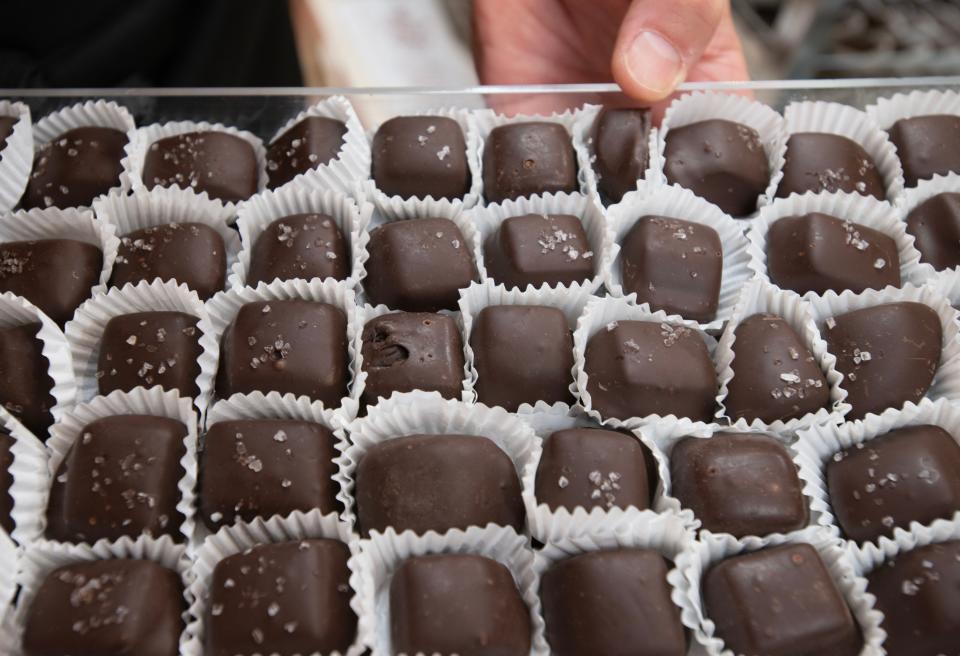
[611,0,727,103]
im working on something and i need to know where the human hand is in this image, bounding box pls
[473,0,749,117]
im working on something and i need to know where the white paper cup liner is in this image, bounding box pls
[0,101,32,213]
[603,182,753,331]
[92,185,241,297]
[780,101,905,204]
[714,278,850,433]
[457,279,593,415]
[363,107,482,221]
[674,526,885,656]
[14,534,192,655]
[651,91,788,215]
[572,295,719,429]
[337,390,541,533]
[354,524,549,655]
[926,263,960,310]
[3,403,53,545]
[205,278,360,421]
[805,282,960,414]
[266,95,371,197]
[0,526,16,608]
[183,509,364,656]
[30,100,137,209]
[64,279,218,415]
[747,190,922,299]
[463,191,609,294]
[125,120,268,213]
[895,171,960,283]
[231,185,373,290]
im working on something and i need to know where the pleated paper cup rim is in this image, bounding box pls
[0,101,32,212]
[713,278,850,433]
[3,403,53,545]
[747,190,923,299]
[354,524,549,656]
[64,279,218,416]
[230,185,373,290]
[0,519,16,608]
[183,509,364,656]
[896,171,960,283]
[925,263,960,308]
[866,88,960,131]
[674,526,885,656]
[603,182,754,332]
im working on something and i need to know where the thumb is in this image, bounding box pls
[612,0,726,103]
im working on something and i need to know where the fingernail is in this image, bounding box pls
[625,31,685,96]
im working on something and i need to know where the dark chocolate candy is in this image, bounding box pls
[355,434,524,536]
[216,300,348,407]
[0,322,55,437]
[97,311,202,399]
[0,238,103,324]
[482,122,578,203]
[364,218,476,312]
[776,132,886,200]
[620,216,723,322]
[471,305,574,411]
[670,432,808,537]
[824,302,941,419]
[246,213,348,286]
[483,213,594,290]
[0,116,16,152]
[372,116,471,200]
[111,223,226,300]
[826,424,960,543]
[664,119,770,217]
[360,312,465,405]
[142,131,258,204]
[45,415,187,543]
[22,559,185,656]
[888,114,960,187]
[0,430,13,534]
[23,126,128,209]
[905,192,960,271]
[206,539,357,656]
[703,543,862,656]
[266,116,347,189]
[590,107,651,203]
[199,419,339,530]
[584,320,717,422]
[866,539,960,656]
[535,428,651,512]
[724,313,830,423]
[390,554,532,656]
[540,548,686,656]
[766,212,900,296]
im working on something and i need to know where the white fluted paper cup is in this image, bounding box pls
[0,525,15,609]
[0,101,32,212]
[896,171,960,283]
[2,404,51,546]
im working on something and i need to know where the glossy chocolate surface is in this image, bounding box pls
[266,116,346,189]
[372,115,471,200]
[776,132,886,200]
[905,192,960,271]
[0,322,54,437]
[143,130,258,203]
[591,107,651,203]
[247,213,348,286]
[484,213,594,290]
[888,114,960,187]
[482,122,578,203]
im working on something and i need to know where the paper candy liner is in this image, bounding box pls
[125,120,268,213]
[572,295,719,430]
[92,186,241,297]
[652,91,788,214]
[781,101,905,204]
[0,291,77,436]
[714,278,850,433]
[457,279,593,415]
[0,205,120,310]
[183,509,364,656]
[2,404,51,545]
[231,185,373,290]
[674,526,885,656]
[793,397,960,556]
[896,171,960,283]
[266,95,371,198]
[337,390,541,532]
[352,302,474,406]
[926,263,960,309]
[14,534,192,655]
[30,100,137,209]
[805,282,960,414]
[603,182,753,332]
[64,279,218,414]
[747,190,922,299]
[462,191,609,294]
[205,277,360,421]
[0,527,16,610]
[363,107,482,221]
[354,524,549,655]
[0,101,32,213]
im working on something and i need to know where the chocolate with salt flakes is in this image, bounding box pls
[266,116,347,190]
[246,213,348,286]
[905,192,960,271]
[776,132,886,200]
[887,114,960,187]
[0,322,55,437]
